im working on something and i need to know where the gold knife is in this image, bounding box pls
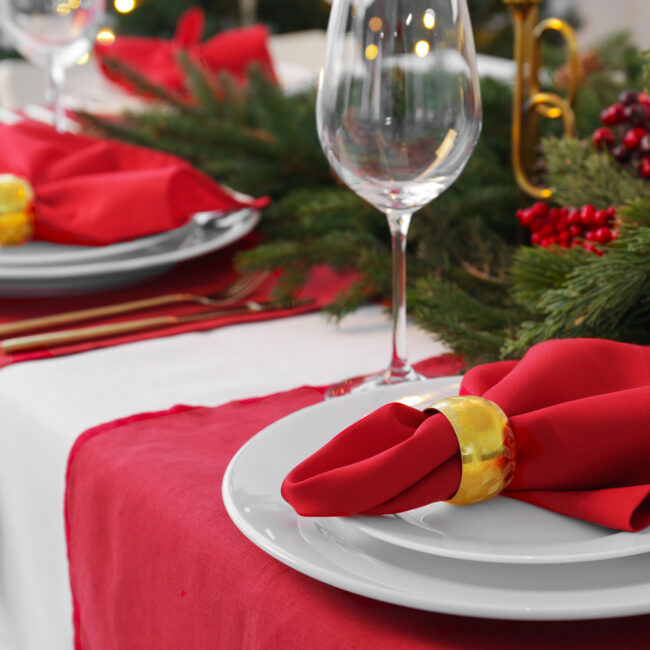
[0,299,314,354]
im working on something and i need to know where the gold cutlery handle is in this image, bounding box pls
[0,294,191,338]
[1,315,178,353]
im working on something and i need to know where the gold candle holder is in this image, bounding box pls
[502,0,579,198]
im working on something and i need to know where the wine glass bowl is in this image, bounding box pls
[317,0,482,395]
[0,0,105,130]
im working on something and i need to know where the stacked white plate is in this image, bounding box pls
[0,208,260,297]
[223,376,650,620]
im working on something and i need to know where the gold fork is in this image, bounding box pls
[0,270,270,339]
[1,298,314,354]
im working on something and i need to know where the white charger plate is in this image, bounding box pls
[0,208,260,296]
[222,376,650,620]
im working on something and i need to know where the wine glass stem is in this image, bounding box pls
[48,61,65,132]
[387,210,413,378]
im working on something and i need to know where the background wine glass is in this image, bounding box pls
[317,0,482,395]
[0,0,105,131]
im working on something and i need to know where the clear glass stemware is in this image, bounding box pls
[0,0,105,131]
[317,0,482,396]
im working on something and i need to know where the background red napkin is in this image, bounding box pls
[95,7,276,96]
[283,339,650,531]
[0,121,268,245]
[65,355,650,649]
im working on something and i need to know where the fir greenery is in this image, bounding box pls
[78,39,650,366]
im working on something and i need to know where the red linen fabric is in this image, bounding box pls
[65,354,650,649]
[95,8,276,96]
[0,121,268,245]
[283,339,650,531]
[0,237,356,368]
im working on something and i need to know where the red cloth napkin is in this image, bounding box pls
[283,339,650,531]
[95,7,276,96]
[0,236,356,369]
[65,355,650,650]
[0,121,268,245]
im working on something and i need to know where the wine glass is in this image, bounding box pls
[0,0,105,131]
[317,0,481,396]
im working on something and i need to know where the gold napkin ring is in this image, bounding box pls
[424,396,517,506]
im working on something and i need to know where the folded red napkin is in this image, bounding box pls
[0,121,268,245]
[283,339,650,531]
[95,7,276,96]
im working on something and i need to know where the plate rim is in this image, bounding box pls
[0,209,260,280]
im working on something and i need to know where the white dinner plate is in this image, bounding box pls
[0,220,193,267]
[336,497,650,565]
[222,377,650,620]
[0,208,260,296]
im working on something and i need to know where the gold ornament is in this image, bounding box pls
[0,175,35,247]
[425,396,517,506]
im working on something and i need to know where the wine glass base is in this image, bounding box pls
[326,366,425,399]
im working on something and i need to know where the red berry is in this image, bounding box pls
[531,202,549,218]
[548,208,561,224]
[569,225,582,237]
[558,230,572,246]
[595,248,605,257]
[612,144,632,163]
[592,127,615,150]
[580,204,596,226]
[556,215,568,231]
[531,232,542,245]
[567,209,581,226]
[639,157,650,179]
[600,104,625,125]
[594,227,612,244]
[623,103,650,126]
[640,134,650,155]
[583,242,597,253]
[606,207,617,218]
[586,230,598,242]
[539,224,555,238]
[594,209,609,227]
[639,92,650,107]
[619,90,638,105]
[623,127,648,150]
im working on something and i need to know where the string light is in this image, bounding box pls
[56,3,71,16]
[76,52,90,65]
[114,0,135,14]
[423,9,436,29]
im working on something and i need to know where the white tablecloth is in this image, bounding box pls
[0,306,445,650]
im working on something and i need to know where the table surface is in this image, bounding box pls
[0,305,444,650]
[0,27,507,650]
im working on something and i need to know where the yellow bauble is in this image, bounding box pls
[0,210,35,246]
[0,175,35,246]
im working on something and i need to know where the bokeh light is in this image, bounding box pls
[114,0,135,14]
[414,40,430,57]
[96,28,116,45]
[365,44,378,61]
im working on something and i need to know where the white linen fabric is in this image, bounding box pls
[0,306,444,650]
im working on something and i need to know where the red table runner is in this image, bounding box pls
[0,235,355,368]
[65,355,650,650]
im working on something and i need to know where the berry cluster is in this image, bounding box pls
[516,202,618,255]
[593,90,650,179]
